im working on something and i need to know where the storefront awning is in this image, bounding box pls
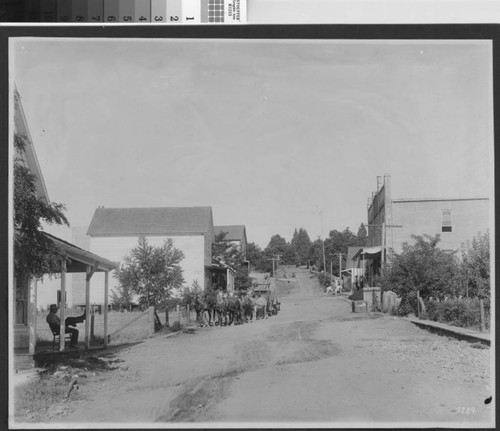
[352,246,382,260]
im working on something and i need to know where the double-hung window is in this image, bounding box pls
[442,209,452,232]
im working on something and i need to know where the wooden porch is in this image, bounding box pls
[14,232,117,371]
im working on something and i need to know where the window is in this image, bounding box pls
[442,209,452,232]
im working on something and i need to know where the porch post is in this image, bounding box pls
[104,271,109,348]
[28,278,37,355]
[85,266,91,349]
[59,261,66,351]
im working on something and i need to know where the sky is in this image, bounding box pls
[11,38,493,248]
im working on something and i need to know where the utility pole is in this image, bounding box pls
[268,254,281,280]
[319,210,326,277]
[334,253,344,281]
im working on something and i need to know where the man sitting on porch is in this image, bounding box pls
[46,304,79,349]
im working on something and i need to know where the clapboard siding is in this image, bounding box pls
[79,235,206,304]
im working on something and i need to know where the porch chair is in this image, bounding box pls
[48,323,72,350]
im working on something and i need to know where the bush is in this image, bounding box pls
[396,297,414,317]
[423,297,490,329]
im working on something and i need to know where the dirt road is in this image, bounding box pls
[50,268,493,427]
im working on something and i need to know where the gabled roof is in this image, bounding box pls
[14,88,50,203]
[346,246,363,265]
[214,225,246,242]
[87,206,214,237]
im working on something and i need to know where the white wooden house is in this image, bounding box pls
[13,89,117,369]
[83,206,217,304]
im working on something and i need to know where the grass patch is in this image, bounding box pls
[14,374,82,422]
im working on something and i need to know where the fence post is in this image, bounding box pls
[187,304,190,326]
[165,308,169,327]
[417,290,420,319]
[480,299,485,332]
[177,304,181,327]
[149,306,154,336]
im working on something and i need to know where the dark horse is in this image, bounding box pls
[225,295,242,326]
[194,290,217,327]
[215,290,227,326]
[241,294,255,323]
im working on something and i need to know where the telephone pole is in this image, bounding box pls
[334,252,344,280]
[319,211,326,276]
[268,254,281,280]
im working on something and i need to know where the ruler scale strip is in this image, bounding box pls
[104,0,119,22]
[56,0,72,22]
[134,0,150,22]
[88,0,104,22]
[119,0,134,22]
[72,0,88,22]
[21,0,246,22]
[151,0,166,23]
[167,0,181,23]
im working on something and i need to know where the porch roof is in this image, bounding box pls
[352,246,382,260]
[206,262,236,275]
[43,232,118,273]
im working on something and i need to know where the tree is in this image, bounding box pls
[458,231,490,299]
[14,134,69,281]
[114,236,185,309]
[264,234,295,266]
[380,234,459,312]
[264,234,289,256]
[110,283,135,310]
[181,280,203,307]
[246,242,270,272]
[291,227,312,266]
[308,238,325,270]
[212,232,251,292]
[324,227,361,275]
[357,223,368,246]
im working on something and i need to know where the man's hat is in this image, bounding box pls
[49,304,58,311]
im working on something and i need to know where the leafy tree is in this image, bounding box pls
[14,134,69,281]
[357,223,368,246]
[110,283,135,310]
[246,242,270,272]
[264,234,295,266]
[324,227,361,275]
[264,234,288,257]
[380,234,459,313]
[458,231,490,299]
[212,232,251,292]
[291,227,312,266]
[308,238,325,271]
[114,236,185,309]
[181,280,203,307]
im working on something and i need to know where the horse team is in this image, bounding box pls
[193,290,280,328]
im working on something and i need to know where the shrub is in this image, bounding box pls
[423,297,490,329]
[396,296,414,317]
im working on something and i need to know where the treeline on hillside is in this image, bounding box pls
[247,224,368,274]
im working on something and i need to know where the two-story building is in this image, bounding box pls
[79,206,217,304]
[356,174,490,285]
[13,89,117,365]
